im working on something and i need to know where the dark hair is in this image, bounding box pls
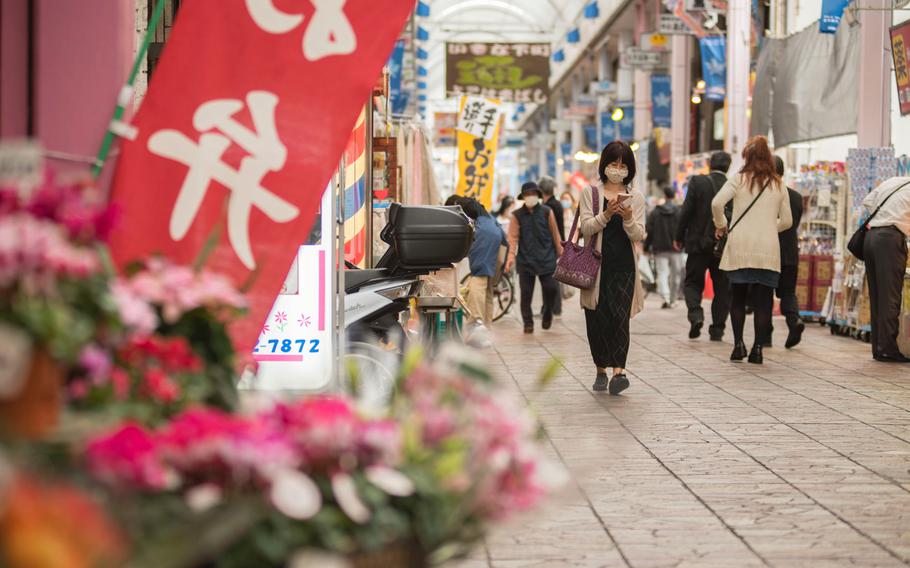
[598,141,636,185]
[444,195,460,207]
[740,135,781,193]
[709,151,732,174]
[456,197,487,220]
[773,155,785,177]
[662,186,676,200]
[496,195,515,217]
[538,176,557,196]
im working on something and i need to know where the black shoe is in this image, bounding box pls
[731,342,748,361]
[708,325,724,342]
[609,373,630,395]
[785,321,805,349]
[748,344,764,364]
[661,302,672,309]
[542,316,553,330]
[761,340,773,348]
[689,321,703,339]
[523,325,534,334]
[593,373,608,391]
[874,353,910,363]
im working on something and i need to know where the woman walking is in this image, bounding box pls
[711,136,792,364]
[579,141,646,394]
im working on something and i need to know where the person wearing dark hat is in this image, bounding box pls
[506,182,564,333]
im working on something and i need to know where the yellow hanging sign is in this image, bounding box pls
[455,96,502,210]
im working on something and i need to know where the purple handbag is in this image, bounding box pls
[554,185,602,290]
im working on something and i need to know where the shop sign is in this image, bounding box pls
[446,42,550,103]
[659,14,695,35]
[549,118,573,132]
[108,0,415,351]
[566,94,597,117]
[699,36,726,101]
[891,20,910,116]
[434,112,457,146]
[455,96,502,209]
[650,75,672,128]
[0,141,43,195]
[820,0,850,33]
[590,80,618,95]
[621,47,664,68]
[250,186,334,391]
[641,33,671,52]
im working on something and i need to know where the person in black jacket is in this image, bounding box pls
[646,185,683,309]
[674,151,732,340]
[540,176,565,317]
[764,156,805,348]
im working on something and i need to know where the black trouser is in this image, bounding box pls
[864,226,908,358]
[683,252,730,336]
[519,271,558,327]
[551,283,563,316]
[764,264,801,343]
[731,283,773,346]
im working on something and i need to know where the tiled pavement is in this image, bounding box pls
[453,295,910,568]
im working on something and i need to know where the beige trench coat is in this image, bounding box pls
[577,184,647,317]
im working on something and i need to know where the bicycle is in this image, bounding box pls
[459,268,515,323]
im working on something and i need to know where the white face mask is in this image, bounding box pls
[605,166,629,184]
[524,195,540,208]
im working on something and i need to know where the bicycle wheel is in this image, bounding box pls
[492,275,514,322]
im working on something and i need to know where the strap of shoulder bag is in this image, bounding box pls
[728,181,769,234]
[565,185,601,249]
[865,181,910,227]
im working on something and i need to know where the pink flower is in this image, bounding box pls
[68,379,90,400]
[79,344,112,385]
[85,424,173,490]
[111,280,159,334]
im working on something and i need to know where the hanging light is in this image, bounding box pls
[574,150,600,163]
[691,93,702,104]
[611,107,624,122]
[695,79,706,90]
[630,141,640,152]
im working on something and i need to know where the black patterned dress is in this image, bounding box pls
[584,210,636,369]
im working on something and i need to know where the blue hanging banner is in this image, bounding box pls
[584,124,598,148]
[584,1,600,18]
[699,37,726,102]
[416,47,428,60]
[417,66,428,77]
[616,104,635,141]
[561,142,574,172]
[567,28,581,43]
[546,152,556,177]
[416,1,431,17]
[819,0,850,33]
[552,49,565,62]
[417,26,429,41]
[388,40,409,115]
[650,74,672,129]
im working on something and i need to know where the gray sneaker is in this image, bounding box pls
[592,373,608,392]
[609,373,630,395]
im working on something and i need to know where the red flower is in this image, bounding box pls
[110,368,130,400]
[143,368,180,403]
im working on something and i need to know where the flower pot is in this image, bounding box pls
[0,350,62,439]
[349,541,425,568]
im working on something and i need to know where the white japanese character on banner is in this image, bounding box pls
[511,44,531,57]
[529,44,550,57]
[490,44,510,56]
[245,0,356,61]
[469,43,489,56]
[148,91,299,270]
[448,43,469,55]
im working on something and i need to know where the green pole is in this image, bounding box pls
[92,0,168,179]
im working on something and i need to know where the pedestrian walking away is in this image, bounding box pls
[457,197,507,340]
[765,156,805,349]
[675,151,733,341]
[579,141,646,395]
[712,136,792,365]
[506,182,564,334]
[646,185,684,309]
[860,176,910,363]
[540,176,565,317]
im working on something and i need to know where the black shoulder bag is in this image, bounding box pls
[847,181,910,261]
[713,183,768,260]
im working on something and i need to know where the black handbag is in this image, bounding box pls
[713,183,768,260]
[847,181,910,261]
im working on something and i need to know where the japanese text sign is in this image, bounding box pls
[455,96,502,209]
[108,0,414,351]
[892,21,910,116]
[446,42,550,103]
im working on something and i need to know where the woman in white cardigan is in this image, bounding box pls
[711,136,792,364]
[578,141,646,394]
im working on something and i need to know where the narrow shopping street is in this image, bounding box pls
[459,297,910,568]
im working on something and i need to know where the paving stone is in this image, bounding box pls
[482,295,910,567]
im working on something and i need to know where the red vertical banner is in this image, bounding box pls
[108,0,415,349]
